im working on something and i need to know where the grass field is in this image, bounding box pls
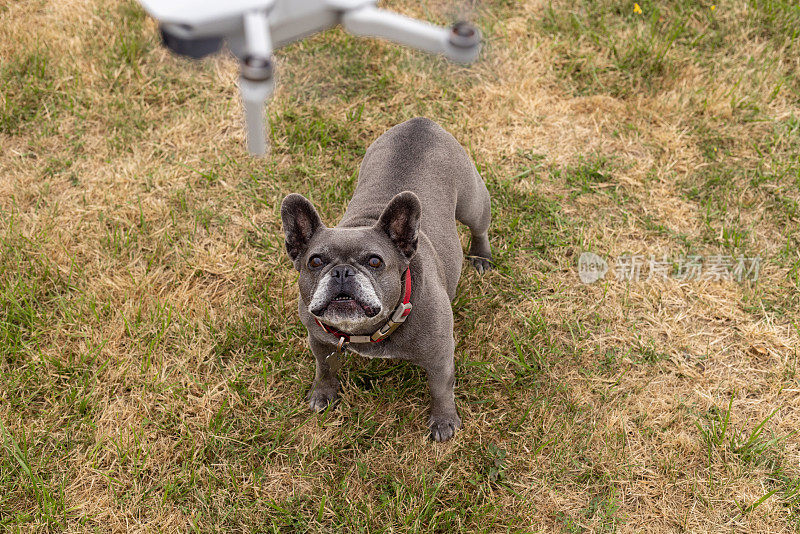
[2,0,800,531]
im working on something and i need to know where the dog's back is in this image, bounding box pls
[339,117,491,297]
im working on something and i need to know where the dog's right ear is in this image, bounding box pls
[281,194,324,266]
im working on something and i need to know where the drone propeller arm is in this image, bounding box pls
[341,6,481,64]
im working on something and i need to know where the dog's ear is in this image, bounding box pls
[281,194,324,265]
[375,191,421,260]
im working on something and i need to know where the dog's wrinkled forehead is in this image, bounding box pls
[307,226,398,262]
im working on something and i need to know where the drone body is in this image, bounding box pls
[138,0,481,155]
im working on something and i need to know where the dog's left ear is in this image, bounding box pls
[281,193,325,266]
[376,191,421,260]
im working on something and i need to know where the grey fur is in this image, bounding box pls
[281,117,491,442]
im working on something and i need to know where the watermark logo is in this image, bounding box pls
[578,252,609,284]
[578,253,761,284]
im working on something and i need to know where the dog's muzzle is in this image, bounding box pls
[309,264,381,317]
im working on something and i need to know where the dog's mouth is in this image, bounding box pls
[315,293,380,318]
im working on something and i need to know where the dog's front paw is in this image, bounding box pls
[307,384,338,412]
[428,412,462,442]
[469,256,493,274]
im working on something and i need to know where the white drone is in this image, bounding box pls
[138,0,482,156]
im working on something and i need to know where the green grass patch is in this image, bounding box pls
[0,49,64,135]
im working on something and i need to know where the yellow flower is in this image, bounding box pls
[710,4,716,11]
[634,3,642,14]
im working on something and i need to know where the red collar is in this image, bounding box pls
[315,267,412,346]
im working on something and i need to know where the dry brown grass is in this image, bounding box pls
[1,0,800,531]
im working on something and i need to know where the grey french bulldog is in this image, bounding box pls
[280,117,492,442]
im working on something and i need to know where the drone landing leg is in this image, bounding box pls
[240,76,274,156]
[239,9,275,156]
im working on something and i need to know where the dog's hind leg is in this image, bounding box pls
[455,166,493,273]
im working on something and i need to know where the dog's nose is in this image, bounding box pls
[330,265,356,279]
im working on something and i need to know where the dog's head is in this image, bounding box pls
[281,191,420,334]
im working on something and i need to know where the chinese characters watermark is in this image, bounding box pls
[578,252,760,284]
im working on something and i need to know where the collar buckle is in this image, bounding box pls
[371,302,412,342]
[391,302,412,322]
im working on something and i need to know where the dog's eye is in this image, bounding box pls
[308,255,324,269]
[368,256,383,268]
